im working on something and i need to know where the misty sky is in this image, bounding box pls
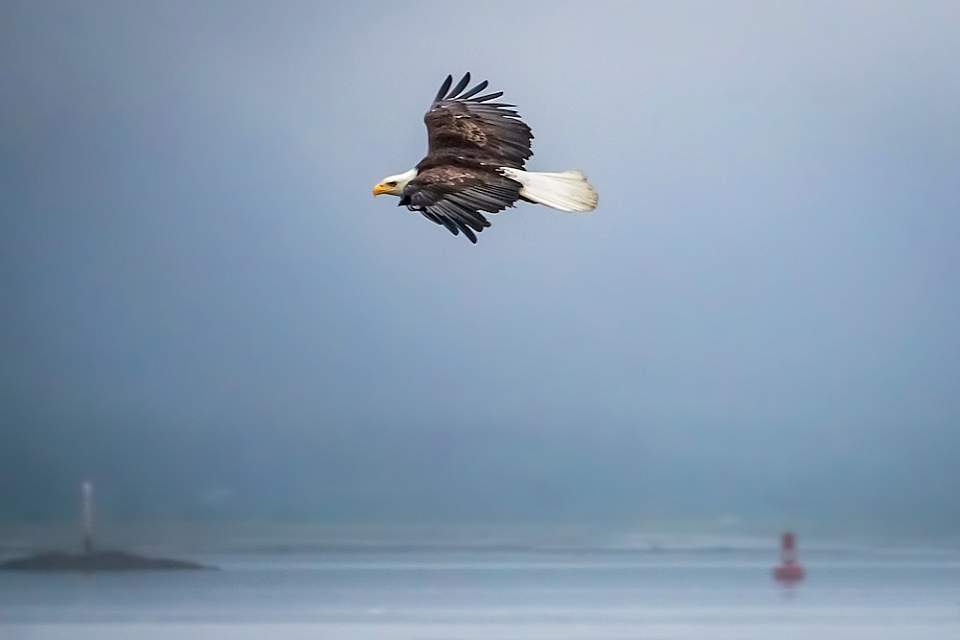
[1,1,958,535]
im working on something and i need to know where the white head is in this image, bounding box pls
[372,168,417,197]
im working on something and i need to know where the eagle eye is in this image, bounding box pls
[386,181,397,187]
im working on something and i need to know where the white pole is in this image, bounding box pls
[82,481,94,554]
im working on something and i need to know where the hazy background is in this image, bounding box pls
[2,1,958,540]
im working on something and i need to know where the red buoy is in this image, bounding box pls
[773,532,805,584]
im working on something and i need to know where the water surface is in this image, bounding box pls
[2,545,958,639]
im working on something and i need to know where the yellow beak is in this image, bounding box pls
[372,183,390,197]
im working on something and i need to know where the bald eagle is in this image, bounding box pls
[373,73,598,244]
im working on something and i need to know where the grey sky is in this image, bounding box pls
[1,1,958,534]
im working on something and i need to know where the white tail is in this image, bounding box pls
[499,168,598,212]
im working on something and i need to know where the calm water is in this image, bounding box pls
[1,546,958,639]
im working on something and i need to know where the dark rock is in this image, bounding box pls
[0,550,212,572]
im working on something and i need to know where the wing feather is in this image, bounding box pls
[470,92,504,103]
[401,166,522,244]
[447,72,471,99]
[421,74,533,170]
[458,80,488,100]
[433,75,453,102]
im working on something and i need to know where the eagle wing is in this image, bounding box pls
[402,166,521,244]
[421,73,533,170]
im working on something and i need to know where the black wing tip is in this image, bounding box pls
[447,72,471,100]
[458,220,479,243]
[435,72,506,105]
[434,74,453,103]
[471,91,504,103]
[459,79,488,101]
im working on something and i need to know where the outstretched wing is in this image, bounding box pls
[421,72,534,170]
[402,166,522,244]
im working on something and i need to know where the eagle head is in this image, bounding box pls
[373,168,417,197]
